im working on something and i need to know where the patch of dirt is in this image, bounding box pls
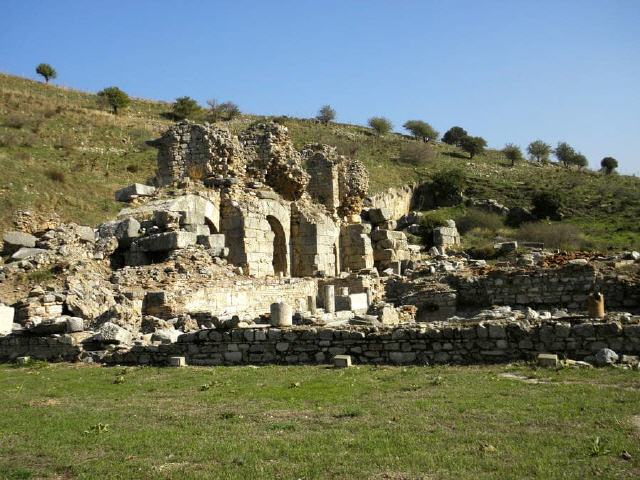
[368,473,432,480]
[499,373,548,384]
[27,398,60,407]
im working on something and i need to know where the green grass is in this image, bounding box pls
[1,72,639,249]
[1,363,639,479]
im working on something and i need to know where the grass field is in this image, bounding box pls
[1,362,639,479]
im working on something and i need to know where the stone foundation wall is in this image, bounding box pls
[364,185,416,221]
[3,321,638,366]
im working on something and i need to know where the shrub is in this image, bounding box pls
[516,222,584,250]
[601,156,618,174]
[20,132,38,147]
[572,152,588,169]
[442,126,468,146]
[527,140,552,163]
[398,142,435,165]
[172,96,201,120]
[532,191,563,220]
[0,132,21,147]
[97,87,130,115]
[36,63,57,83]
[316,105,336,124]
[554,142,576,167]
[459,135,487,158]
[456,209,503,234]
[125,164,139,173]
[427,168,466,208]
[368,116,393,136]
[206,99,241,122]
[45,168,66,183]
[502,143,523,166]
[402,120,438,142]
[4,113,29,129]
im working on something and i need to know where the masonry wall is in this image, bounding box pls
[364,185,416,221]
[3,321,639,365]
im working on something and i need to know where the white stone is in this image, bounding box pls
[0,305,15,335]
[115,183,156,202]
[333,355,352,368]
[169,356,186,367]
[270,302,292,327]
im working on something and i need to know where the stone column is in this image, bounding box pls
[307,295,317,315]
[323,285,335,313]
[270,302,293,326]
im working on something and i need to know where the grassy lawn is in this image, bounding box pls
[0,363,639,479]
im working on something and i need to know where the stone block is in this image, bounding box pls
[11,248,48,261]
[169,356,186,367]
[135,231,198,252]
[93,322,133,345]
[270,302,293,327]
[0,305,15,335]
[348,293,369,313]
[333,354,352,368]
[537,353,558,368]
[183,224,210,236]
[2,231,36,254]
[98,217,141,242]
[115,183,156,202]
[197,234,225,250]
[16,356,31,365]
[368,207,393,225]
[65,317,85,333]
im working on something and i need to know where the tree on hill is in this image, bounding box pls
[442,126,468,146]
[206,99,241,122]
[403,120,439,142]
[601,156,618,174]
[368,117,393,136]
[502,143,524,166]
[572,152,588,170]
[532,191,563,220]
[459,135,487,159]
[527,140,552,163]
[97,86,130,115]
[316,105,336,124]
[554,142,577,168]
[172,96,201,120]
[36,63,57,83]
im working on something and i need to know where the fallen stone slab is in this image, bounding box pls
[333,354,352,368]
[92,322,133,345]
[2,231,37,254]
[537,353,558,368]
[169,356,186,367]
[11,247,48,261]
[0,305,15,335]
[134,231,198,252]
[97,217,141,243]
[115,183,156,202]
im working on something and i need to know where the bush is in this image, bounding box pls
[45,168,66,183]
[459,135,487,158]
[442,126,468,146]
[527,140,552,163]
[532,191,563,220]
[398,142,435,165]
[502,143,523,166]
[172,96,201,120]
[368,116,393,136]
[0,132,21,147]
[36,63,57,83]
[456,209,503,235]
[554,142,576,167]
[601,156,618,174]
[316,105,336,124]
[97,87,130,115]
[402,120,438,142]
[206,99,241,122]
[4,113,29,129]
[429,168,466,207]
[516,222,584,250]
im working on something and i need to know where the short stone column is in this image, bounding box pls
[270,302,293,326]
[323,285,335,313]
[307,295,317,315]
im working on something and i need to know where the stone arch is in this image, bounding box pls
[267,215,288,276]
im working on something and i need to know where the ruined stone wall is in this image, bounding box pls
[304,147,339,212]
[340,224,374,272]
[364,185,416,222]
[453,264,640,310]
[5,320,638,365]
[290,206,339,277]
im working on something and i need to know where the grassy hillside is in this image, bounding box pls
[1,73,639,249]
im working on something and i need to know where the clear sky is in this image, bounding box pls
[1,0,638,174]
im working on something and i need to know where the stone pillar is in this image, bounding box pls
[270,302,293,326]
[338,287,349,296]
[587,292,605,319]
[365,287,373,306]
[307,295,317,315]
[323,285,335,313]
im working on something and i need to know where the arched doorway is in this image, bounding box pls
[267,215,287,276]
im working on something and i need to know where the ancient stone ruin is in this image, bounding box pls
[0,120,639,368]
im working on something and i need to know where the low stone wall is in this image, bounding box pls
[4,320,635,366]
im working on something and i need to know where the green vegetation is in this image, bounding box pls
[206,99,241,122]
[602,156,619,174]
[402,120,438,142]
[527,139,552,163]
[316,104,336,124]
[502,143,523,166]
[368,116,393,136]
[460,135,487,159]
[442,126,468,146]
[1,363,639,479]
[171,96,201,120]
[35,63,57,83]
[532,191,563,221]
[0,73,638,249]
[97,86,130,115]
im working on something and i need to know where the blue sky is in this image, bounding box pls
[1,0,638,174]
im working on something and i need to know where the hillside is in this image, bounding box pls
[1,73,639,250]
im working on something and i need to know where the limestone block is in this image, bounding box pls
[16,356,31,365]
[2,231,36,254]
[93,322,133,345]
[537,353,558,368]
[135,231,198,252]
[76,226,96,243]
[182,224,210,236]
[115,183,156,202]
[197,234,225,250]
[270,302,293,327]
[98,217,141,242]
[0,305,15,335]
[333,354,352,368]
[11,247,48,261]
[368,207,393,225]
[348,293,369,313]
[169,356,186,367]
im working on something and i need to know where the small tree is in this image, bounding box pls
[442,126,468,146]
[527,140,552,163]
[459,135,487,159]
[403,120,439,142]
[601,156,618,174]
[532,191,563,220]
[206,99,241,122]
[36,63,57,83]
[97,86,130,115]
[316,105,336,124]
[430,168,466,207]
[172,96,201,120]
[502,143,524,166]
[572,153,588,170]
[368,116,393,136]
[554,142,577,168]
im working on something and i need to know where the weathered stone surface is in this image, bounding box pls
[93,322,133,345]
[0,305,15,335]
[594,348,618,367]
[134,231,198,252]
[333,354,352,368]
[11,247,48,261]
[97,217,141,242]
[115,183,156,202]
[270,303,293,327]
[2,231,37,254]
[537,353,558,367]
[169,356,186,367]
